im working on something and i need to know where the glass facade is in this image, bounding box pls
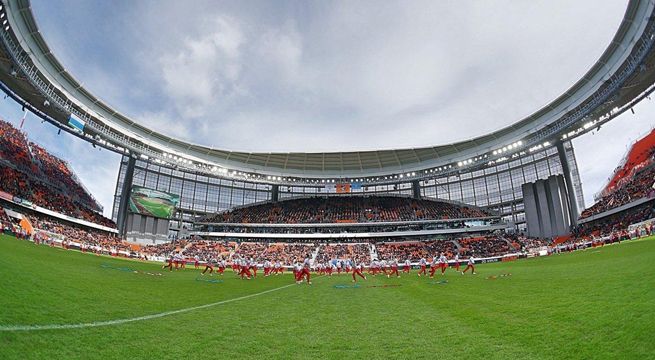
[112,159,272,227]
[420,145,584,229]
[112,142,584,232]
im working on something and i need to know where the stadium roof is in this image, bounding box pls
[1,0,655,184]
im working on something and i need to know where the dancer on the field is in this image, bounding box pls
[263,260,272,276]
[439,253,448,275]
[194,255,200,269]
[429,255,440,278]
[453,253,461,272]
[173,253,182,270]
[345,260,352,273]
[298,257,312,285]
[179,253,186,269]
[249,257,257,278]
[369,259,378,276]
[232,258,240,273]
[274,260,282,275]
[417,257,427,277]
[462,255,476,275]
[293,260,302,283]
[217,258,226,275]
[162,254,174,271]
[351,259,367,282]
[403,259,411,273]
[294,258,310,284]
[239,257,252,279]
[201,257,216,275]
[387,258,400,278]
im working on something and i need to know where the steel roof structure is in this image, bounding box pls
[1,0,655,185]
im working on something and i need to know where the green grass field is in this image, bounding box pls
[0,234,653,359]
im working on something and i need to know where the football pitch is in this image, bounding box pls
[0,235,653,359]
[129,196,173,218]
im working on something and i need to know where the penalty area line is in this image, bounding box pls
[0,281,300,332]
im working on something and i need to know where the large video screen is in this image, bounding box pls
[128,186,179,219]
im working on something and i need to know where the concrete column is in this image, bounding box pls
[535,179,553,238]
[522,182,541,238]
[117,156,136,237]
[411,180,421,199]
[271,184,279,202]
[556,142,579,225]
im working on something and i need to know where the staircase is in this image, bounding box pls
[553,235,572,246]
[369,243,377,261]
[311,244,322,262]
[452,240,462,251]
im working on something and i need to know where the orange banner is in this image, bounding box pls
[336,183,351,193]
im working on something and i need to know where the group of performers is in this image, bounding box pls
[162,252,477,281]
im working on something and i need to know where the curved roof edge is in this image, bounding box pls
[1,0,655,183]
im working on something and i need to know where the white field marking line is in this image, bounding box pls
[0,280,305,332]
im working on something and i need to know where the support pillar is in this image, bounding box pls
[117,156,136,238]
[271,184,279,202]
[411,180,421,199]
[556,142,579,226]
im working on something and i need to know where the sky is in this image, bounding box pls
[1,0,652,217]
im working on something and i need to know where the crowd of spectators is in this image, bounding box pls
[0,207,12,232]
[504,233,552,251]
[232,242,269,260]
[315,243,370,264]
[207,196,490,224]
[27,212,128,252]
[0,120,114,228]
[375,240,457,262]
[182,240,235,260]
[458,236,512,257]
[140,240,189,258]
[573,201,655,239]
[580,163,655,219]
[262,243,316,264]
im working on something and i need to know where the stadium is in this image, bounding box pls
[0,0,654,358]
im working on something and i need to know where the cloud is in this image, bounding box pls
[158,15,246,118]
[32,0,629,151]
[21,0,648,214]
[135,111,193,142]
